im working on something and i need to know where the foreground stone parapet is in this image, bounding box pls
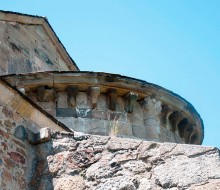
[3,71,204,144]
[29,131,220,190]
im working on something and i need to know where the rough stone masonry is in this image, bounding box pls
[28,130,220,190]
[0,10,219,190]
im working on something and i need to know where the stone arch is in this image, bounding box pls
[168,111,182,132]
[178,118,189,138]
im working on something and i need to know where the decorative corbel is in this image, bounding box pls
[88,86,101,109]
[37,86,56,102]
[125,92,138,113]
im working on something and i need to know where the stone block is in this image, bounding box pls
[107,138,141,151]
[132,124,146,139]
[13,125,26,141]
[107,89,117,111]
[54,176,85,190]
[57,92,68,108]
[39,128,51,143]
[67,86,78,108]
[76,92,89,109]
[37,86,56,102]
[91,110,107,120]
[7,152,25,164]
[56,108,92,118]
[97,94,108,111]
[56,108,76,117]
[81,118,107,135]
[116,122,133,137]
[116,96,125,112]
[75,108,92,118]
[2,169,12,181]
[26,128,51,145]
[37,102,56,110]
[146,125,160,141]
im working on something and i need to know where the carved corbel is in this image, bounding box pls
[125,92,138,113]
[169,111,183,132]
[141,96,162,117]
[107,89,117,111]
[67,86,79,108]
[88,86,101,109]
[37,86,56,102]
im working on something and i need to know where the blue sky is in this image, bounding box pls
[1,1,220,148]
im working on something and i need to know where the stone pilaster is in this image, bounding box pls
[142,97,162,141]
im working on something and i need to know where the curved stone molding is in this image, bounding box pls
[2,71,204,145]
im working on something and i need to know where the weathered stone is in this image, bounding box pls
[39,128,51,143]
[7,152,25,164]
[57,92,68,108]
[88,87,101,109]
[107,137,141,151]
[94,176,138,190]
[56,108,76,117]
[67,86,78,108]
[4,157,15,168]
[123,160,151,174]
[125,92,138,113]
[189,179,220,190]
[47,153,65,174]
[2,106,14,119]
[27,128,51,144]
[37,86,56,102]
[76,92,90,109]
[2,169,12,181]
[14,125,26,141]
[132,124,146,139]
[107,88,117,111]
[54,176,85,190]
[26,129,40,145]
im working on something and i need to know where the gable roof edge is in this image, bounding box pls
[0,10,79,71]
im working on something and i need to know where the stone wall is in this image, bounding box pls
[0,20,72,74]
[0,105,30,190]
[29,130,220,190]
[27,90,195,144]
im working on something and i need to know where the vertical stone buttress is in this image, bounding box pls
[142,97,162,141]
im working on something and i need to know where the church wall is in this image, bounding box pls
[0,20,72,75]
[27,90,188,144]
[0,105,30,190]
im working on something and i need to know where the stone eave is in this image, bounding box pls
[0,10,79,71]
[0,77,72,132]
[2,71,204,144]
